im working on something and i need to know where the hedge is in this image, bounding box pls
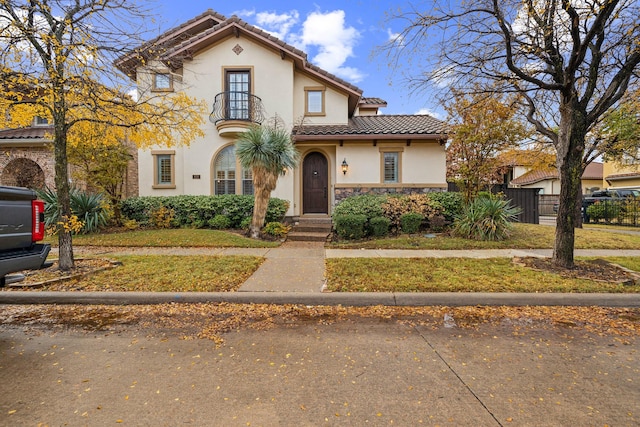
[121,195,289,229]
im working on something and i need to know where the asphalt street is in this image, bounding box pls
[1,313,638,426]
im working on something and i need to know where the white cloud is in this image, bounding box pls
[255,10,300,40]
[415,108,443,119]
[289,10,364,83]
[387,28,404,47]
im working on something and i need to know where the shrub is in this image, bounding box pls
[38,187,109,234]
[208,215,231,229]
[333,195,386,219]
[240,217,252,230]
[453,196,521,241]
[400,212,424,234]
[262,222,291,238]
[369,216,390,237]
[122,219,139,230]
[428,192,463,223]
[382,194,442,232]
[586,201,621,223]
[150,205,175,229]
[120,195,289,229]
[334,214,367,240]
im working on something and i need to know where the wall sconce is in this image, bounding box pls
[341,158,349,175]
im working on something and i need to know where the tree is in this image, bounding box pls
[236,120,300,239]
[0,1,206,270]
[67,123,134,225]
[386,0,640,267]
[445,91,530,203]
[599,89,640,164]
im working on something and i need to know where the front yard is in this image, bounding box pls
[15,223,640,293]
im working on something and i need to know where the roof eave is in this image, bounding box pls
[294,133,448,142]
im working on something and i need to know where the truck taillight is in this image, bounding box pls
[32,200,45,242]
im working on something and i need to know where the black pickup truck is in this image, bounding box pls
[0,186,51,285]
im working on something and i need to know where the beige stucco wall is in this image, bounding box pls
[335,142,446,185]
[293,73,349,125]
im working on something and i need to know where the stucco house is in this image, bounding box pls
[508,161,604,195]
[116,10,448,219]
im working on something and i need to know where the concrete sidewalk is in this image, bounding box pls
[3,244,639,307]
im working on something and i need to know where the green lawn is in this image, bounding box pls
[39,255,264,292]
[325,257,640,293]
[329,223,640,250]
[46,228,280,248]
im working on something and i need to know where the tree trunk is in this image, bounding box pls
[53,94,74,270]
[249,168,277,239]
[552,99,587,268]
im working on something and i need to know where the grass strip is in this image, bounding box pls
[41,255,263,292]
[329,223,640,250]
[47,229,280,248]
[325,257,640,293]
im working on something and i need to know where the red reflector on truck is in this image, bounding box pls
[32,200,45,241]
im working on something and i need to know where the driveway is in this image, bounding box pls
[1,307,638,426]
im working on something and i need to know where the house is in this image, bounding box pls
[508,161,604,195]
[602,160,640,190]
[116,10,448,219]
[0,118,139,197]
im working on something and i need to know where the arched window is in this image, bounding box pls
[214,145,254,195]
[214,146,236,195]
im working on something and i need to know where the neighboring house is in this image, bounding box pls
[508,161,604,195]
[0,120,55,189]
[116,10,448,219]
[602,160,640,189]
[0,118,139,197]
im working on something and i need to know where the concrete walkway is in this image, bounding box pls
[31,245,640,307]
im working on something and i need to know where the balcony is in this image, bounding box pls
[209,91,266,137]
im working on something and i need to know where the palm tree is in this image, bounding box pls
[236,120,299,239]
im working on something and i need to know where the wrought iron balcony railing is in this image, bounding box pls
[209,91,266,125]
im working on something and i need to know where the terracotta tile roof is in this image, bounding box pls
[583,161,603,180]
[0,126,53,140]
[159,15,363,96]
[510,169,557,185]
[359,97,387,106]
[606,172,640,181]
[510,162,603,185]
[115,10,226,77]
[295,115,448,140]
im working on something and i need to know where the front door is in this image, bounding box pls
[303,152,328,214]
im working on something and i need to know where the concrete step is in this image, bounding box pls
[293,224,333,233]
[287,231,330,242]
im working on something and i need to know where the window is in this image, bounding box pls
[34,116,49,126]
[242,168,254,195]
[214,146,236,195]
[152,150,175,188]
[305,87,325,115]
[153,73,172,91]
[225,70,251,120]
[214,145,254,195]
[380,149,403,183]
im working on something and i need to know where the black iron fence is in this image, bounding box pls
[540,196,640,227]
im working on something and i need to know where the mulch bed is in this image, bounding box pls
[514,257,640,286]
[3,258,119,289]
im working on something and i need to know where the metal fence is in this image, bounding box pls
[540,196,640,227]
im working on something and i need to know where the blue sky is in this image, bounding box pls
[155,1,442,118]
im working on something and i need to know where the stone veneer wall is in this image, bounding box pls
[334,186,446,202]
[0,147,56,189]
[0,144,139,198]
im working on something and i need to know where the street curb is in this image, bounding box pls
[1,291,639,307]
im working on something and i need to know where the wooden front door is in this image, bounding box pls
[303,152,328,214]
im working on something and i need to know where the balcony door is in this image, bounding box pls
[226,70,250,120]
